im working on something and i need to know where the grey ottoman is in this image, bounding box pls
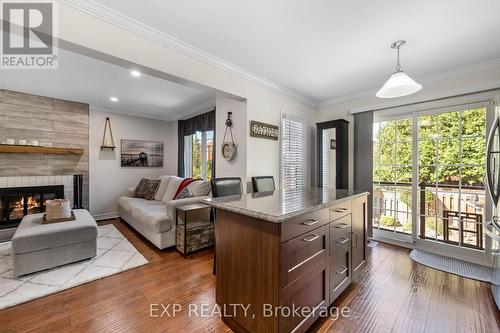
[12,209,98,277]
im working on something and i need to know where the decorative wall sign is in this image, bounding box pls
[121,139,163,167]
[250,121,279,140]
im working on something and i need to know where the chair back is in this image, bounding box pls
[211,177,242,198]
[251,176,275,193]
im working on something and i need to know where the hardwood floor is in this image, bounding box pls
[0,219,498,333]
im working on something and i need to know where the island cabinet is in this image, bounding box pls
[207,191,368,333]
[351,195,368,281]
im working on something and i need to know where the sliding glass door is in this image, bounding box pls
[373,117,413,235]
[373,102,489,256]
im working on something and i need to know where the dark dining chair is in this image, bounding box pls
[251,176,275,193]
[210,177,243,197]
[210,177,242,275]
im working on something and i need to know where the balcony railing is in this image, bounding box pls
[373,181,485,250]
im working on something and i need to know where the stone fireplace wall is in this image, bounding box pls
[0,90,89,208]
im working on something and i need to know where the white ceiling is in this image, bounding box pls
[87,0,500,104]
[0,48,215,121]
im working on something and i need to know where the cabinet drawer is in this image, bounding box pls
[329,227,351,255]
[279,262,327,333]
[280,225,327,288]
[330,214,351,232]
[330,200,352,221]
[330,247,351,302]
[280,209,329,243]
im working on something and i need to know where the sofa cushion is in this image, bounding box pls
[162,176,184,203]
[130,205,172,233]
[118,196,163,215]
[134,178,160,200]
[176,187,193,199]
[154,175,173,201]
[187,180,211,197]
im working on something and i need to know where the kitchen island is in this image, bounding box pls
[203,188,369,333]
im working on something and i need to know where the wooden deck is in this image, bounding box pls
[0,218,498,333]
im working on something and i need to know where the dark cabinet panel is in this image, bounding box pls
[329,200,352,221]
[351,196,368,281]
[280,225,327,288]
[280,208,329,243]
[329,246,351,302]
[279,262,327,333]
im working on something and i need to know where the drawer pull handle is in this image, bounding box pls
[302,219,319,226]
[335,223,349,229]
[302,234,319,242]
[333,208,348,213]
[335,265,348,275]
[337,237,349,244]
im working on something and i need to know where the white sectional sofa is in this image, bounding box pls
[118,175,211,249]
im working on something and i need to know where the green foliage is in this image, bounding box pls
[192,134,202,179]
[424,217,444,237]
[374,108,486,185]
[380,216,402,227]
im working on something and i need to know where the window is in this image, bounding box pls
[184,130,214,180]
[372,103,488,251]
[281,116,306,189]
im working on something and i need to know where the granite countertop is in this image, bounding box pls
[202,187,369,223]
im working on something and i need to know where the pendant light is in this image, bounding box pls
[376,40,422,98]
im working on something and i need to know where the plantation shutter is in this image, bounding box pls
[281,115,306,189]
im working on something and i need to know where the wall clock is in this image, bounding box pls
[221,112,237,161]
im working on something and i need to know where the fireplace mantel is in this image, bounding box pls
[0,145,84,155]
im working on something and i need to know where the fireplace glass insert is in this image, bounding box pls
[0,186,64,229]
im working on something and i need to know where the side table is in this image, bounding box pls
[176,203,214,257]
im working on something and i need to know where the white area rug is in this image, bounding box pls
[410,249,492,283]
[0,224,148,310]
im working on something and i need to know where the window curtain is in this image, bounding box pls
[353,111,374,238]
[177,109,216,178]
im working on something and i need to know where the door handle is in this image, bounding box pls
[302,234,319,242]
[302,219,319,226]
[335,265,348,275]
[335,223,349,229]
[485,221,500,241]
[336,237,349,244]
[486,116,500,205]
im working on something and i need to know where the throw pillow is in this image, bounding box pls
[161,176,184,203]
[134,178,160,200]
[187,180,211,197]
[175,187,193,199]
[154,175,172,201]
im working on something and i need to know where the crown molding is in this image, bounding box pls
[58,0,317,108]
[318,58,500,108]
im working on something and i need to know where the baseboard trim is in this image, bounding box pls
[92,212,120,221]
[372,235,493,268]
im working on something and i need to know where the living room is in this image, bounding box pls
[1,1,500,332]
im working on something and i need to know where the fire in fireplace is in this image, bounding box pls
[0,185,64,229]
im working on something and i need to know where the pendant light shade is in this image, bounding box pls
[376,71,422,98]
[376,40,422,99]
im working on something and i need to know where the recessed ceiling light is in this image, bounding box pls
[130,70,141,77]
[110,97,119,102]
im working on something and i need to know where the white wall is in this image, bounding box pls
[57,3,318,191]
[215,96,248,187]
[89,109,177,219]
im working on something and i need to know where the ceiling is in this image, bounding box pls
[83,0,500,104]
[0,48,215,121]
